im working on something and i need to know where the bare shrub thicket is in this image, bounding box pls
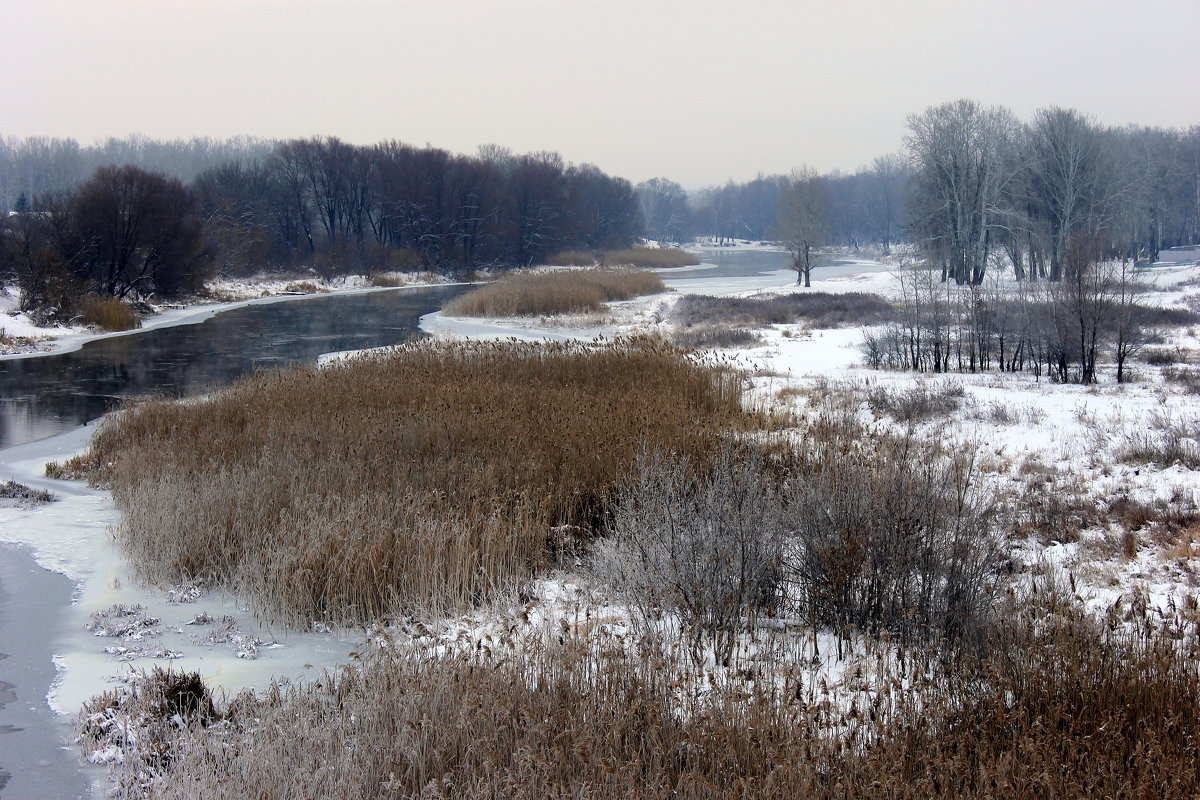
[596,442,787,665]
[442,268,664,317]
[90,612,1200,800]
[669,324,761,350]
[864,381,965,423]
[64,339,750,626]
[862,259,1192,383]
[599,415,1004,660]
[672,291,895,330]
[1113,411,1200,469]
[599,246,699,268]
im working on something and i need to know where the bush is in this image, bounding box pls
[442,268,664,317]
[1143,346,1186,365]
[79,295,140,331]
[865,382,965,423]
[601,247,699,268]
[543,250,596,267]
[65,338,751,626]
[1114,411,1200,468]
[672,292,895,330]
[669,324,762,349]
[595,441,786,664]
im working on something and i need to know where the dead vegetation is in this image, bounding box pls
[600,246,699,268]
[80,294,140,331]
[442,268,665,317]
[59,338,752,626]
[672,291,895,330]
[87,609,1200,800]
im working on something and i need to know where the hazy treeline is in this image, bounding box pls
[0,134,275,209]
[1,136,641,316]
[637,103,1198,279]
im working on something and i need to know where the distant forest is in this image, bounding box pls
[1,103,1198,313]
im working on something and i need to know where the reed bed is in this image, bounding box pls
[80,294,140,331]
[88,611,1200,800]
[544,249,597,266]
[69,338,750,626]
[601,246,700,268]
[442,268,665,317]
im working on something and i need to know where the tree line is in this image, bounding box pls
[1,137,641,318]
[633,102,1197,286]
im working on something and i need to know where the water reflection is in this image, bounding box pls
[0,285,464,448]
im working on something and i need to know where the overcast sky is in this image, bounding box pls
[4,0,1198,187]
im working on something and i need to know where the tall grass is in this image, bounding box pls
[87,612,1200,800]
[601,246,700,268]
[80,295,140,331]
[66,339,750,626]
[442,268,664,317]
[544,250,596,267]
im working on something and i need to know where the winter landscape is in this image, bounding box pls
[3,2,1200,798]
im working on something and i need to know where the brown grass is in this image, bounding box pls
[66,338,751,626]
[90,613,1200,800]
[601,246,700,268]
[442,268,665,317]
[544,250,596,267]
[79,295,140,331]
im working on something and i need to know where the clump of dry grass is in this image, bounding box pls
[80,295,140,331]
[601,246,700,268]
[442,268,664,317]
[544,250,596,267]
[68,338,750,626]
[96,614,1200,800]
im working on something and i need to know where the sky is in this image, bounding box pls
[3,0,1198,187]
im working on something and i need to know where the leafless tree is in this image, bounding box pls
[776,166,827,287]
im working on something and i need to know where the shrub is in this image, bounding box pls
[543,250,596,267]
[79,295,140,331]
[1143,346,1186,365]
[67,338,752,626]
[672,292,896,330]
[669,324,761,349]
[1114,411,1200,468]
[1163,366,1200,394]
[595,441,787,664]
[601,247,699,268]
[442,268,664,317]
[865,382,965,423]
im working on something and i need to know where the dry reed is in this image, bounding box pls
[92,611,1200,800]
[70,338,750,626]
[80,295,140,331]
[601,247,700,268]
[442,268,665,317]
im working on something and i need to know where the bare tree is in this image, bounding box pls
[906,99,1022,285]
[776,166,827,287]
